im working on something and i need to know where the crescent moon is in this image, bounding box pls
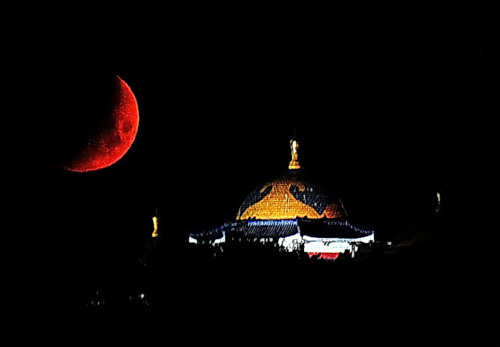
[63,75,139,172]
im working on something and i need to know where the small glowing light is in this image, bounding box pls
[152,216,159,237]
[288,139,301,170]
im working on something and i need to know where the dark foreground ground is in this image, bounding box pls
[1,230,497,346]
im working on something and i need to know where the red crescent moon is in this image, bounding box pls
[63,75,139,172]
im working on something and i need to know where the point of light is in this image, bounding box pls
[288,139,301,170]
[152,216,159,237]
[436,192,442,213]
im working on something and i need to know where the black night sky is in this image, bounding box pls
[1,1,498,344]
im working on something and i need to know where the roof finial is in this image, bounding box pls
[152,207,159,238]
[288,131,301,170]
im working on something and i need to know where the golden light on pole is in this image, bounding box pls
[288,139,301,170]
[152,216,159,238]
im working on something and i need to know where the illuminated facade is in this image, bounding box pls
[189,138,374,259]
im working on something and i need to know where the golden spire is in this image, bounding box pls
[288,138,301,170]
[152,216,159,237]
[152,207,159,238]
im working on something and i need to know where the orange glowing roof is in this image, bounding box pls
[236,176,345,220]
[236,138,346,221]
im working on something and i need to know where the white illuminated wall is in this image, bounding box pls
[280,233,374,255]
[278,233,302,251]
[302,233,374,255]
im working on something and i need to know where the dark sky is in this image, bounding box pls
[1,1,498,255]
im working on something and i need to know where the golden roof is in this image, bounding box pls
[236,139,346,220]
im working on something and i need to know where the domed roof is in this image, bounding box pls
[236,139,346,220]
